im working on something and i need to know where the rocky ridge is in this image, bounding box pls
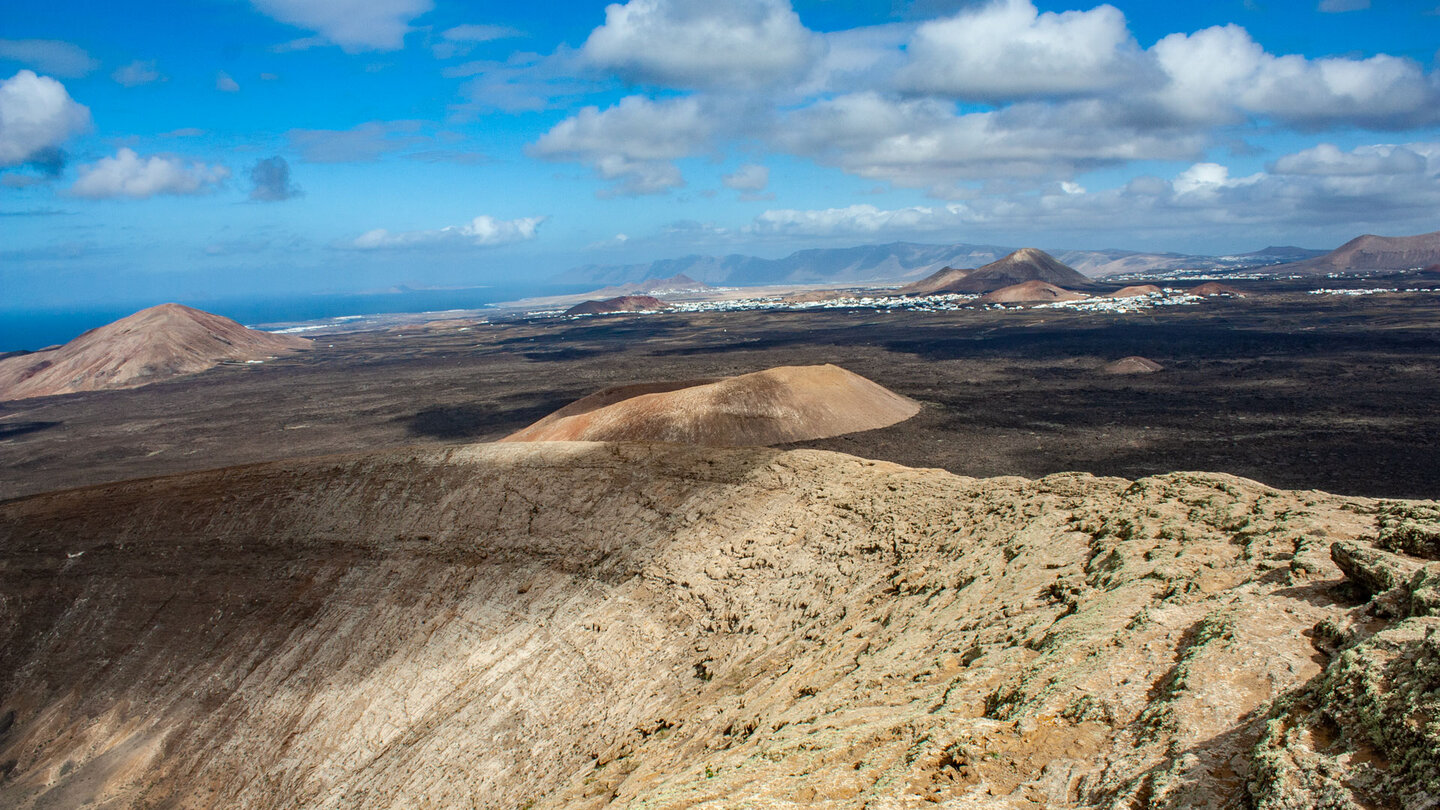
[1,442,1437,808]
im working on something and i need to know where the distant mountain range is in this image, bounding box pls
[556,241,1330,287]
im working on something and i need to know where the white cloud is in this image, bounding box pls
[0,70,91,167]
[112,60,163,87]
[581,0,822,88]
[0,39,98,78]
[1151,25,1438,128]
[722,163,769,192]
[899,0,1147,101]
[250,0,433,52]
[530,95,712,195]
[773,92,1203,190]
[1171,162,1261,196]
[70,148,230,199]
[748,203,971,236]
[350,214,546,249]
[1319,0,1369,11]
[1270,143,1428,176]
[216,71,240,92]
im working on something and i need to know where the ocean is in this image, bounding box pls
[0,285,589,353]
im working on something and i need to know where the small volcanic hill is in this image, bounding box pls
[2,442,1438,808]
[1103,355,1165,374]
[977,280,1087,304]
[564,295,672,316]
[502,364,920,446]
[902,248,1093,295]
[0,303,309,401]
[1190,281,1247,297]
[1277,230,1440,274]
[1108,284,1162,298]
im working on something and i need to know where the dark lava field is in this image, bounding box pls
[3,282,1439,500]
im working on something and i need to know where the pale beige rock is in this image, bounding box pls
[1,442,1432,808]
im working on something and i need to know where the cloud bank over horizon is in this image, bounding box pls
[2,0,1439,303]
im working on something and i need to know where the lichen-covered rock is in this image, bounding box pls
[1371,502,1440,560]
[0,443,1432,809]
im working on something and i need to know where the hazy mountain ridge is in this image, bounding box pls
[558,242,1330,287]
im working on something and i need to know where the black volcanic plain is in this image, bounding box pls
[3,276,1440,501]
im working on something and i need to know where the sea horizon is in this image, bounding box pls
[0,284,594,353]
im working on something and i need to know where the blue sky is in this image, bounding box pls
[3,0,1440,309]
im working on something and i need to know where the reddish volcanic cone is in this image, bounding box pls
[564,295,672,316]
[1108,284,1162,298]
[1189,282,1247,297]
[905,248,1092,295]
[501,364,920,446]
[0,303,310,401]
[977,280,1087,304]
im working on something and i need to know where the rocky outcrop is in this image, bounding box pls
[2,442,1435,808]
[1251,505,1440,809]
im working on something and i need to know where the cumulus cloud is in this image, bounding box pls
[70,148,229,199]
[755,142,1440,243]
[530,95,712,195]
[0,70,91,168]
[350,214,545,249]
[1270,142,1428,176]
[722,163,769,192]
[112,60,163,87]
[773,92,1204,191]
[216,71,240,92]
[250,0,433,52]
[249,156,301,201]
[581,0,822,88]
[899,0,1148,101]
[0,39,98,78]
[1151,25,1438,128]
